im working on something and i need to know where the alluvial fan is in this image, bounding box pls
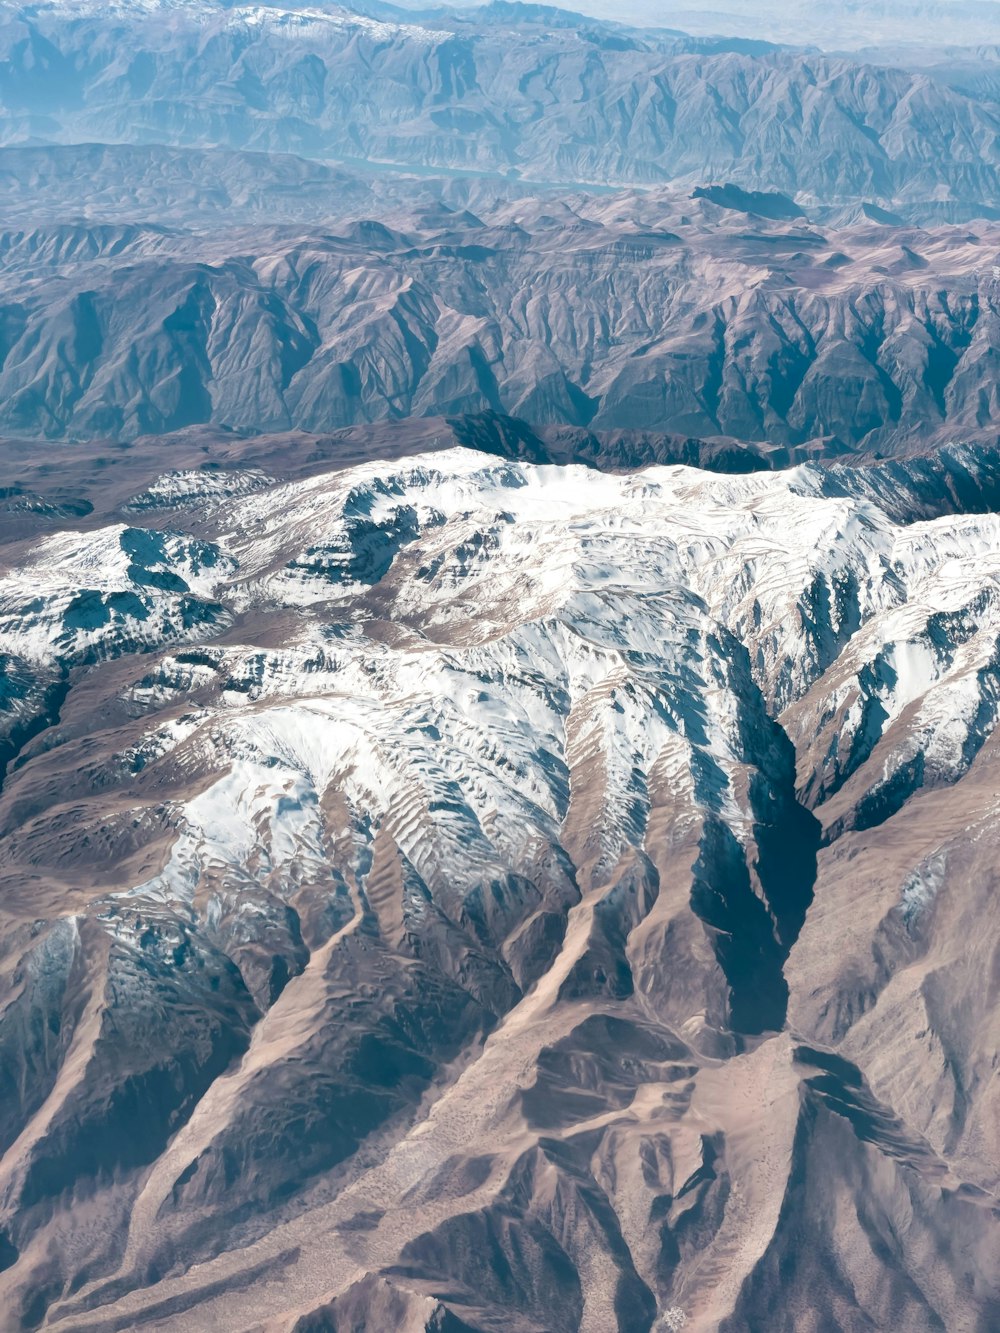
[0,446,998,1330]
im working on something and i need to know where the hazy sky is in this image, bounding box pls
[527,0,1000,49]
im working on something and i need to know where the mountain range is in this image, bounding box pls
[4,187,1000,451]
[3,1,1000,1329]
[3,0,1000,205]
[1,440,1000,1330]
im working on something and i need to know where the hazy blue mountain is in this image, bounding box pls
[3,0,1000,207]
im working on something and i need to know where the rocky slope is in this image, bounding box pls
[0,444,998,1330]
[4,0,1000,206]
[2,4,1000,1330]
[3,192,1000,451]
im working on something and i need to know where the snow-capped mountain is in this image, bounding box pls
[3,0,1000,1325]
[0,444,998,1330]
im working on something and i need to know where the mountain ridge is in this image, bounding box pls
[4,199,1000,453]
[5,0,1000,206]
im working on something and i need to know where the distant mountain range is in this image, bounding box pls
[4,0,1000,205]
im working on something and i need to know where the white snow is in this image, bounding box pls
[8,446,1000,925]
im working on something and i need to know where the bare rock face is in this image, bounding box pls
[285,1275,478,1332]
[0,445,998,1331]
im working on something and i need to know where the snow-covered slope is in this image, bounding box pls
[0,446,998,1330]
[12,0,449,42]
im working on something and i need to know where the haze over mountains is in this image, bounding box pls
[562,1,1000,51]
[6,0,1000,454]
[4,0,1000,199]
[2,0,1000,1330]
